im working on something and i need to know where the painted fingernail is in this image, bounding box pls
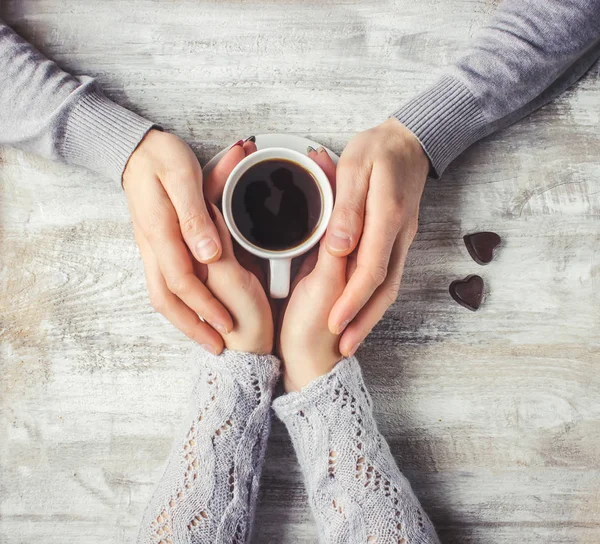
[202,344,218,355]
[204,198,216,221]
[336,319,351,335]
[307,145,317,154]
[327,230,352,252]
[196,237,219,262]
[230,139,244,149]
[348,343,360,357]
[244,135,256,142]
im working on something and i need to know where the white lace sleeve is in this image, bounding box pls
[137,349,280,544]
[273,357,439,544]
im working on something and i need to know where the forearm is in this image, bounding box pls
[394,0,600,176]
[273,357,439,544]
[0,20,154,181]
[137,349,280,544]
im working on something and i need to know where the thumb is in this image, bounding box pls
[325,153,369,256]
[314,239,348,289]
[160,160,224,264]
[206,202,236,263]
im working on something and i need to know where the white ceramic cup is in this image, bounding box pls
[222,147,333,299]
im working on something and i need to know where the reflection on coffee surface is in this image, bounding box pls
[232,159,322,251]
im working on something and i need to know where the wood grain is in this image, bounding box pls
[1,1,599,543]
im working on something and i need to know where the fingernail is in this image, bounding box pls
[348,343,360,357]
[204,198,216,221]
[202,344,218,356]
[328,230,352,252]
[230,139,244,149]
[244,135,256,142]
[336,319,351,335]
[214,323,230,335]
[196,237,219,262]
[307,145,317,154]
[317,146,326,154]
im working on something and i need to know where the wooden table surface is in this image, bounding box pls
[1,1,599,543]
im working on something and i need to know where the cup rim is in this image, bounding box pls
[222,147,333,260]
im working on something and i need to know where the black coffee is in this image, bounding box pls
[231,159,322,251]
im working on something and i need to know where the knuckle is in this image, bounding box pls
[180,212,210,237]
[384,281,401,306]
[365,263,387,289]
[333,205,363,231]
[385,192,406,217]
[389,193,405,213]
[166,272,194,296]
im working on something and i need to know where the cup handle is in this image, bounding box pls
[269,258,291,299]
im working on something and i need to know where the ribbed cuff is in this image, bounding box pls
[392,75,489,178]
[61,90,157,183]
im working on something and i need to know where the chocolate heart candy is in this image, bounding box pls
[463,232,501,265]
[449,275,484,311]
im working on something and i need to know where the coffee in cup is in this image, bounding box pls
[222,148,333,298]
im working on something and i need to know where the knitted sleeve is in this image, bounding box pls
[0,20,155,182]
[394,0,600,177]
[273,357,439,544]
[137,349,280,544]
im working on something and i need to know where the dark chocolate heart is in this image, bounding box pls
[463,232,501,265]
[449,275,484,311]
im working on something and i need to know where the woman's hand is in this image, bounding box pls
[202,141,273,354]
[203,204,273,354]
[324,119,429,357]
[279,150,346,391]
[279,242,347,391]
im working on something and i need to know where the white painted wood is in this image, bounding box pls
[1,1,599,543]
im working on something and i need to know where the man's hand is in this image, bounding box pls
[325,119,430,357]
[123,129,237,353]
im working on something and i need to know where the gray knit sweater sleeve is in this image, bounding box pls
[0,21,155,182]
[394,0,600,177]
[273,357,439,544]
[137,349,280,544]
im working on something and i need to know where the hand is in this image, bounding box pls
[124,129,247,353]
[279,150,345,391]
[204,204,273,354]
[202,143,274,354]
[279,242,347,391]
[325,119,429,357]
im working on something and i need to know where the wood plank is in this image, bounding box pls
[1,0,599,542]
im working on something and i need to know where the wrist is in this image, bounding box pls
[282,354,342,393]
[122,128,162,190]
[384,117,430,183]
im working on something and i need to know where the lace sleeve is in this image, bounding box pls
[273,357,439,544]
[137,349,280,544]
